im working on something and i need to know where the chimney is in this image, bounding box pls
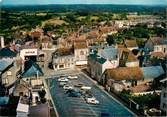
[0,36,5,48]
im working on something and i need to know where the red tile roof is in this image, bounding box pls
[127,52,138,62]
[74,41,87,49]
[125,40,138,48]
[105,67,143,80]
[151,52,165,58]
[150,37,165,45]
[131,84,150,93]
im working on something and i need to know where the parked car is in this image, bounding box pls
[81,86,91,90]
[65,89,74,94]
[66,89,81,97]
[83,92,93,98]
[59,82,67,87]
[63,85,73,90]
[74,83,84,88]
[59,75,67,78]
[100,112,110,117]
[68,91,81,97]
[58,78,69,82]
[86,97,99,104]
[68,75,78,79]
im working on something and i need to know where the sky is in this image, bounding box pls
[1,0,166,5]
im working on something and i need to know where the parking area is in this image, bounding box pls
[46,72,135,117]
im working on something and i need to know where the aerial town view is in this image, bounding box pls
[0,0,166,117]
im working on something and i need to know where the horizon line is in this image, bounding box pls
[1,3,166,6]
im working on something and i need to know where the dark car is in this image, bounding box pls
[100,112,110,117]
[68,92,80,97]
[65,89,74,94]
[67,90,81,97]
[74,83,84,88]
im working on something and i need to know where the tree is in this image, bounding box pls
[115,34,124,44]
[122,28,134,39]
[133,27,149,38]
[119,13,127,20]
[106,35,115,46]
[65,14,76,23]
[43,24,54,32]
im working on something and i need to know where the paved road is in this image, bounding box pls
[46,71,135,117]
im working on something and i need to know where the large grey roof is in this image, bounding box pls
[101,46,118,60]
[0,58,13,72]
[141,66,164,80]
[21,60,43,78]
[89,53,107,64]
[0,97,9,105]
[0,48,17,58]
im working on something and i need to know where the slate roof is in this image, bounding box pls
[141,66,165,80]
[0,97,9,105]
[0,48,17,58]
[89,53,106,64]
[15,39,25,45]
[0,58,13,73]
[21,60,43,78]
[101,46,118,60]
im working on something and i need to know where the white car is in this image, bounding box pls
[63,85,73,90]
[81,86,91,90]
[86,97,99,104]
[58,78,69,82]
[59,82,67,87]
[68,76,78,79]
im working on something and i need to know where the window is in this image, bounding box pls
[163,103,166,108]
[157,47,159,51]
[7,71,12,76]
[59,64,64,68]
[3,78,8,84]
[80,50,84,55]
[163,93,166,98]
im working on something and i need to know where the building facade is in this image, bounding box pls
[101,67,144,92]
[74,41,88,65]
[0,58,20,88]
[87,48,119,82]
[160,78,167,115]
[52,48,75,70]
[145,37,167,53]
